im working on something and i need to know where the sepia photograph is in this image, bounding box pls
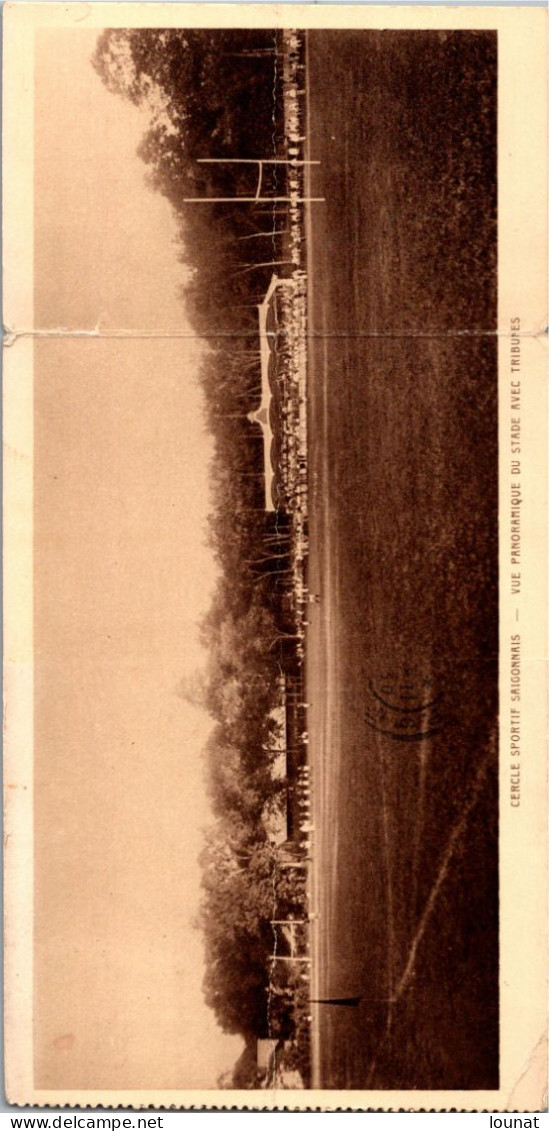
[3,3,547,1110]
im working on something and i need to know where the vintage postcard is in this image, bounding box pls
[3,2,547,1110]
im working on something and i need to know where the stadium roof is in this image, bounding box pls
[248,274,293,511]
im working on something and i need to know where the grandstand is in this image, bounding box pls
[247,273,297,511]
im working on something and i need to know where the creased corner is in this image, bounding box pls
[506,1032,548,1112]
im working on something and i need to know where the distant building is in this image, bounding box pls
[257,1038,279,1072]
[265,801,288,848]
[248,273,295,511]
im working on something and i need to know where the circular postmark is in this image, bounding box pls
[364,668,445,741]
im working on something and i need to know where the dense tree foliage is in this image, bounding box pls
[94,29,304,1058]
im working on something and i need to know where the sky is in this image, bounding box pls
[33,29,244,1089]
